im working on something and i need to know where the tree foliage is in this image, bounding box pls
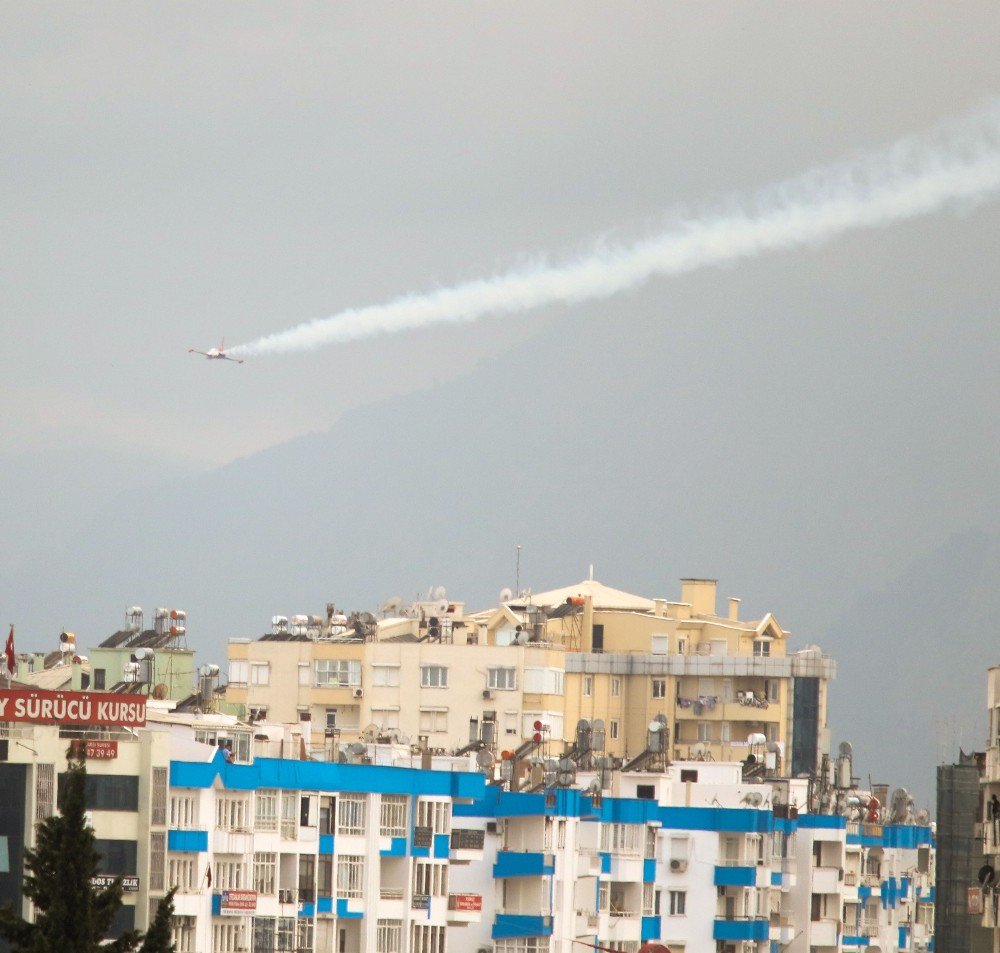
[0,756,154,953]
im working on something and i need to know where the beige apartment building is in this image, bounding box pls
[225,578,834,776]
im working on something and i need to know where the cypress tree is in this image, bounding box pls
[0,757,141,953]
[138,889,176,953]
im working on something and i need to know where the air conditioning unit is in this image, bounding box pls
[482,689,493,699]
[669,858,687,872]
[353,688,364,698]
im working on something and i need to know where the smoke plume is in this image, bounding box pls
[233,101,1000,357]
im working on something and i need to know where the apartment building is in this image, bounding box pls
[223,578,835,777]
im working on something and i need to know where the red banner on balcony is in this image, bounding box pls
[0,689,146,727]
[450,893,483,911]
[221,890,258,914]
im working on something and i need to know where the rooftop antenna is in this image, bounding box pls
[515,545,521,597]
[589,564,594,581]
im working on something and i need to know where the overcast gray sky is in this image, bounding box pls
[2,5,999,802]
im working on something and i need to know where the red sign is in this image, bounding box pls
[968,886,984,915]
[0,690,146,727]
[220,890,257,914]
[86,740,119,759]
[450,893,482,911]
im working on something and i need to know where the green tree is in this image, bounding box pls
[138,888,176,953]
[0,756,145,953]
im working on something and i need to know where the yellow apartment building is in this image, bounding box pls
[224,578,834,776]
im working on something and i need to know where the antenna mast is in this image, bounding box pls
[515,544,521,595]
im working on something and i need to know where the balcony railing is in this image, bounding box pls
[380,887,404,901]
[451,828,486,850]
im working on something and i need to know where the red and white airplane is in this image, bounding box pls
[188,338,244,364]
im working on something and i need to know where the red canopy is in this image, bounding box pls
[637,945,673,953]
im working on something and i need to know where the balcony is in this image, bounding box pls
[450,827,486,863]
[810,917,839,946]
[447,893,483,923]
[811,865,842,894]
[493,851,555,878]
[492,914,554,939]
[713,918,770,942]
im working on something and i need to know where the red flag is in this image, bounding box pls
[206,864,212,889]
[4,625,13,677]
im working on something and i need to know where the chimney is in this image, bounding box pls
[728,597,741,621]
[680,579,717,616]
[653,599,668,618]
[666,601,691,620]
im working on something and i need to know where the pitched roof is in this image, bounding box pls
[522,578,655,612]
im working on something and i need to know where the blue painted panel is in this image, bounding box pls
[600,853,611,874]
[492,914,553,938]
[842,938,870,948]
[318,835,334,855]
[858,886,872,902]
[643,858,656,883]
[411,846,430,858]
[899,926,907,949]
[713,919,769,941]
[169,757,485,800]
[715,865,756,887]
[380,837,406,857]
[335,898,362,919]
[493,851,554,878]
[168,829,208,852]
[317,896,332,914]
[771,871,782,887]
[797,814,846,830]
[298,902,315,918]
[211,893,221,916]
[433,833,450,859]
[641,916,660,940]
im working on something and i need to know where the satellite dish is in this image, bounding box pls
[380,597,404,614]
[747,792,763,807]
[433,586,447,601]
[349,741,367,756]
[499,588,513,603]
[915,808,930,826]
[691,742,707,759]
[766,741,781,753]
[979,864,996,886]
[839,741,854,758]
[436,600,449,614]
[476,750,494,770]
[648,720,663,732]
[151,683,169,700]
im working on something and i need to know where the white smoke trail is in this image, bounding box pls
[233,101,1000,357]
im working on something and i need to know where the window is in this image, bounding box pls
[325,708,338,730]
[413,860,448,897]
[228,660,248,686]
[610,720,620,740]
[651,634,669,655]
[275,918,294,952]
[94,838,138,877]
[697,722,711,742]
[280,791,297,839]
[216,859,248,890]
[721,721,731,743]
[314,659,361,688]
[592,624,604,652]
[94,669,106,690]
[642,883,656,916]
[295,920,312,953]
[217,795,251,831]
[698,677,716,697]
[337,794,367,835]
[35,763,54,820]
[371,665,401,687]
[60,773,138,812]
[753,639,771,657]
[416,799,451,833]
[766,679,780,702]
[250,662,270,686]
[376,920,402,953]
[297,662,310,686]
[168,856,197,892]
[298,856,315,902]
[611,677,621,697]
[768,724,779,743]
[677,637,687,654]
[256,789,279,831]
[371,708,400,730]
[319,796,336,835]
[668,890,686,916]
[248,705,268,722]
[149,832,165,891]
[380,795,408,837]
[318,855,333,896]
[253,853,276,894]
[601,824,642,856]
[151,768,167,825]
[170,794,198,829]
[487,667,517,691]
[583,675,593,696]
[419,708,447,733]
[409,924,446,953]
[171,916,196,953]
[652,678,666,699]
[336,856,364,898]
[213,920,248,953]
[252,918,274,953]
[420,665,448,688]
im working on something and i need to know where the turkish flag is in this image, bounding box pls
[4,625,13,677]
